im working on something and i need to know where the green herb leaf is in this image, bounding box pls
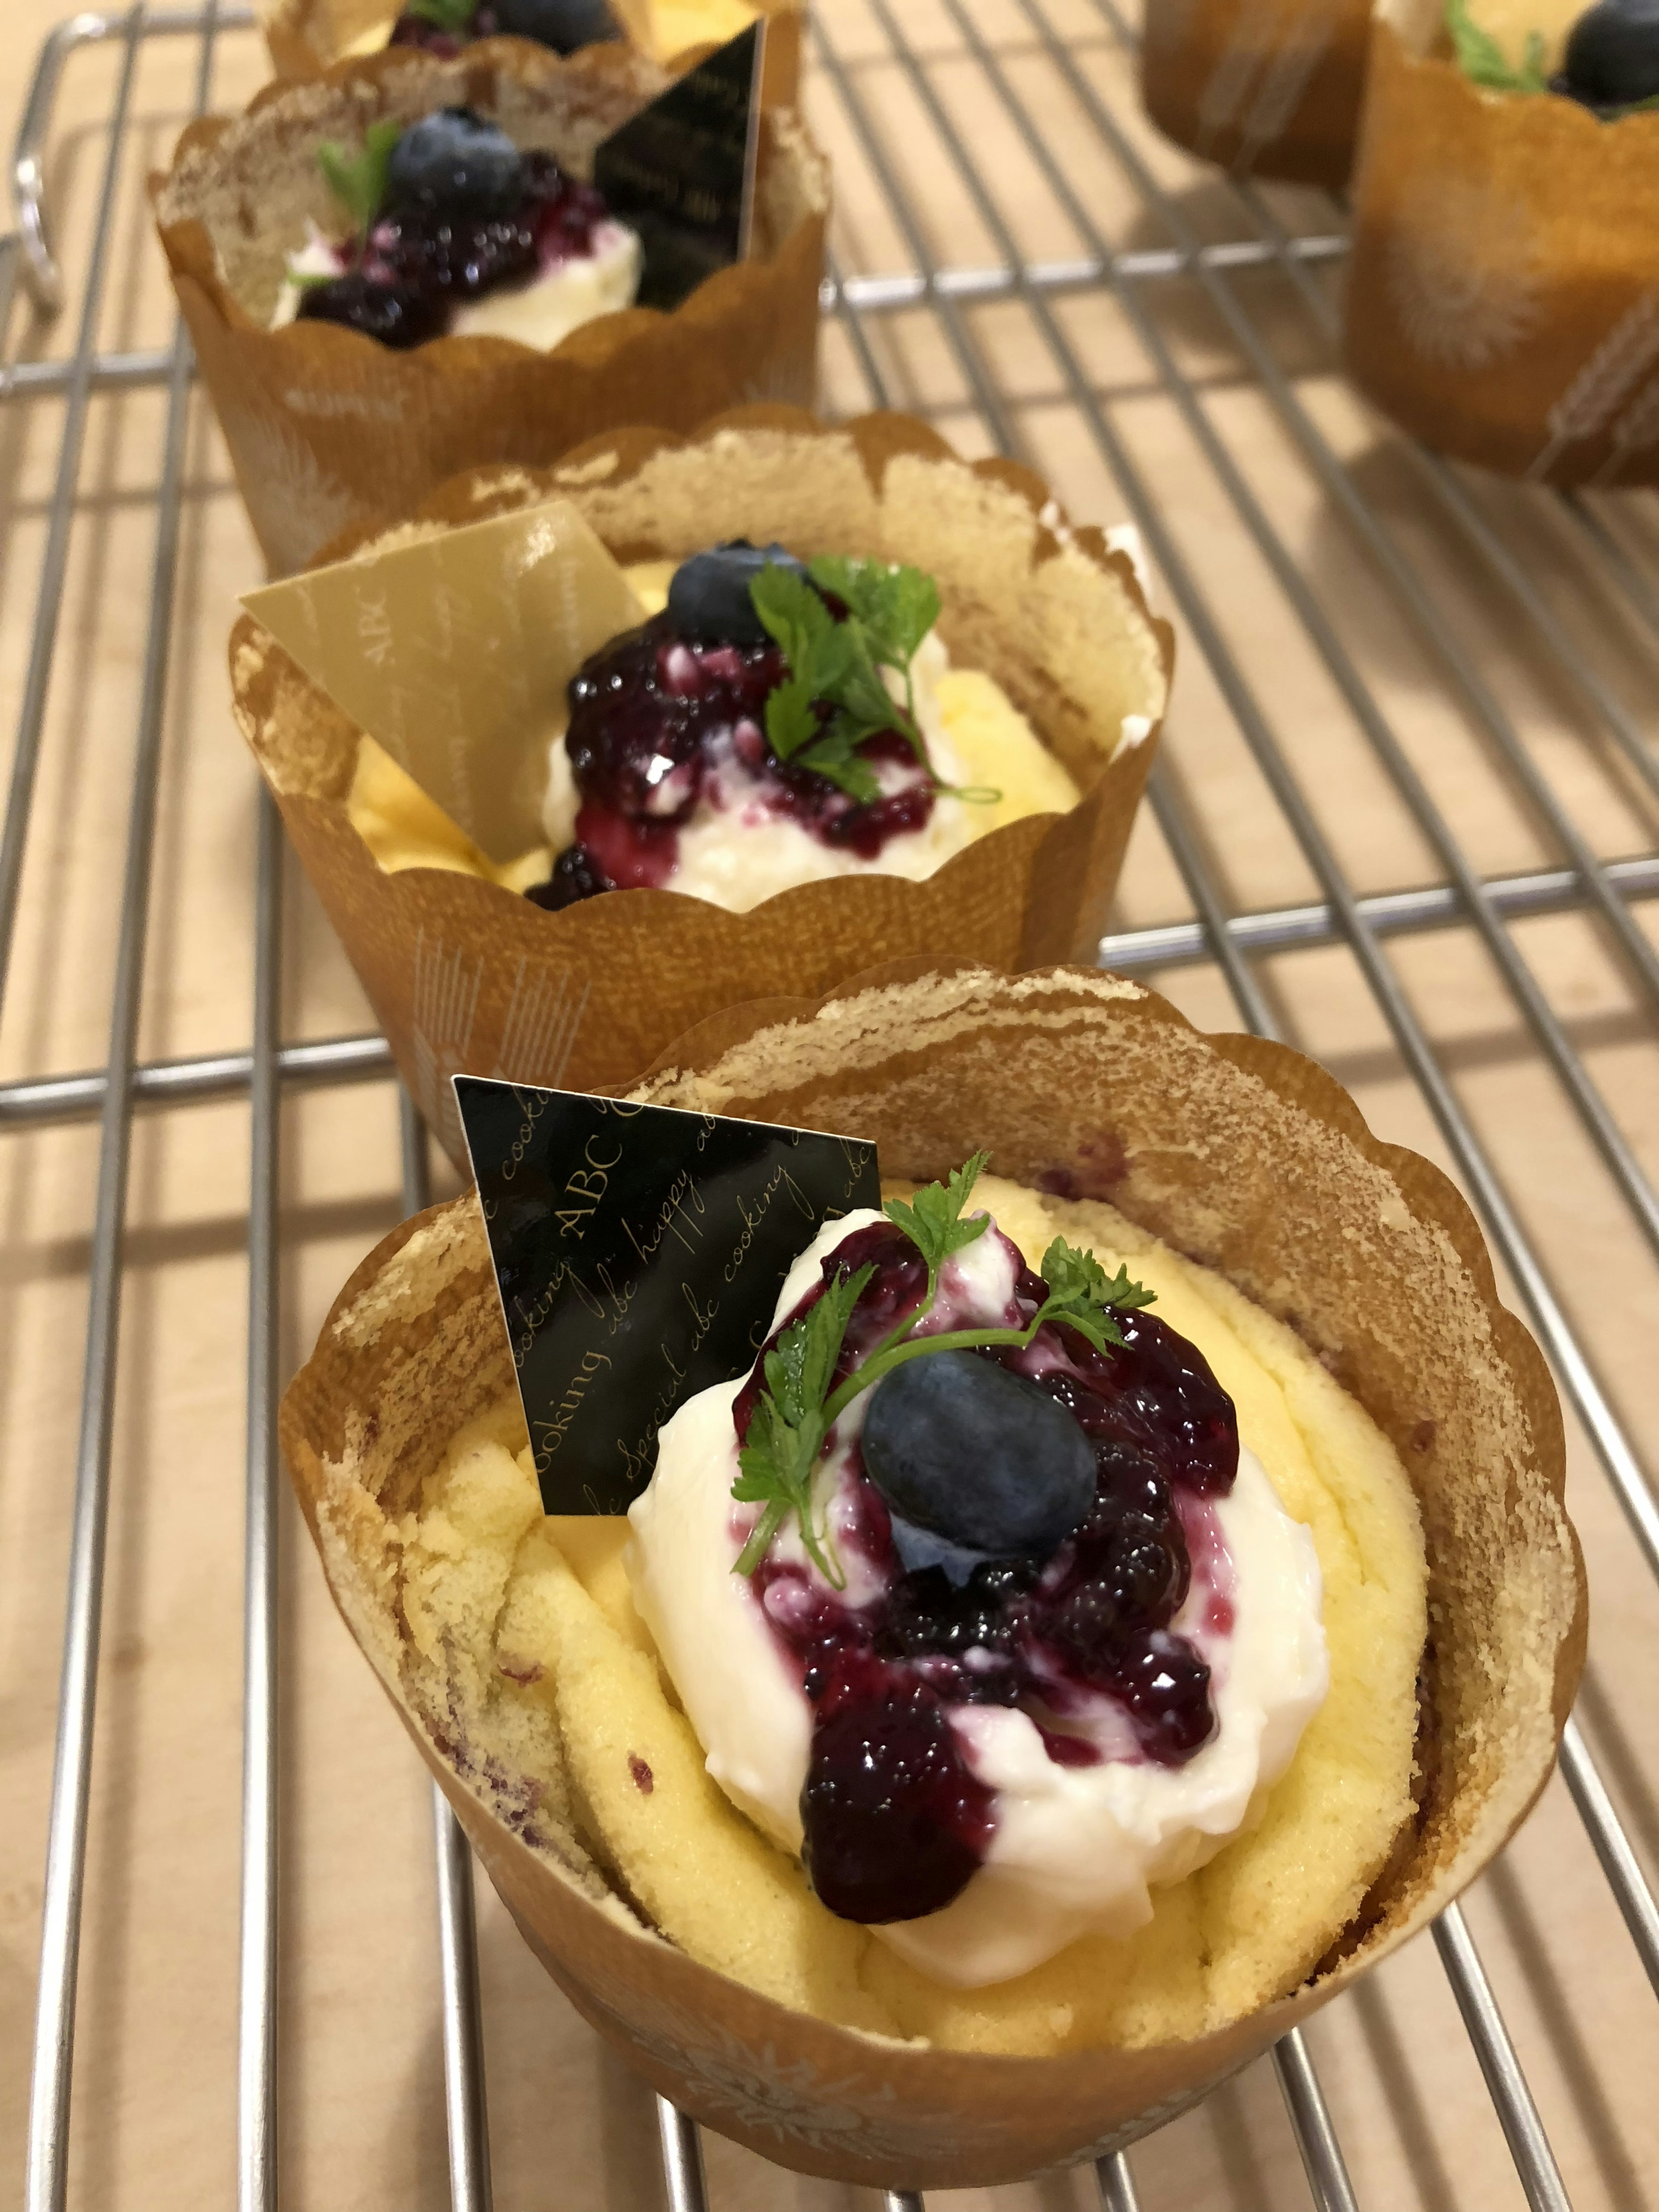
[797,728,883,804]
[731,1262,874,1582]
[749,555,954,792]
[1026,1237,1156,1354]
[317,117,403,240]
[404,0,477,23]
[1444,0,1549,91]
[808,556,941,673]
[883,1150,992,1274]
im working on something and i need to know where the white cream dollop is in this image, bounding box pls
[626,1208,1329,1989]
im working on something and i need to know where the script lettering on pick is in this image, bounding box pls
[593,22,763,311]
[454,1075,879,1514]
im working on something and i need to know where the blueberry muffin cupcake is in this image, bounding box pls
[1141,0,1372,188]
[230,409,1172,1154]
[1345,0,1659,481]
[150,42,827,570]
[279,962,1585,2184]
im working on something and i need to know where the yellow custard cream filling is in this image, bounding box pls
[345,558,1082,908]
[390,1179,1426,2054]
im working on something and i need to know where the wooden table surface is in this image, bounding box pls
[1,5,1657,2210]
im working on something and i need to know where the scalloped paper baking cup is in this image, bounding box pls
[279,958,1585,2186]
[1345,3,1659,484]
[149,42,828,574]
[1141,0,1370,188]
[259,0,803,100]
[229,406,1173,1170]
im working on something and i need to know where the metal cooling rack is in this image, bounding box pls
[3,3,1658,2210]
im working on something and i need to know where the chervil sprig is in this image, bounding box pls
[747,558,998,809]
[732,1262,874,1581]
[318,117,402,242]
[730,1160,1154,1580]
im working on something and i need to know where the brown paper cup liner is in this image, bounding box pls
[278,958,1585,2186]
[257,0,804,108]
[149,44,829,575]
[230,405,1174,1172]
[1141,0,1370,189]
[1344,11,1659,485]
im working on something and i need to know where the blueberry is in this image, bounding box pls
[483,0,619,49]
[666,541,810,647]
[385,109,523,220]
[1558,0,1659,109]
[861,1350,1097,1562]
[526,843,612,909]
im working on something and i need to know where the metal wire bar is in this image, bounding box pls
[884,2193,924,2212]
[1096,2151,1142,2212]
[976,0,1659,1268]
[239,783,281,2212]
[398,1089,496,2212]
[22,17,215,2193]
[822,3,1602,2198]
[0,7,145,1023]
[1274,2029,1361,2212]
[1433,1907,1574,2212]
[821,231,1348,314]
[1557,492,1659,642]
[1,346,183,398]
[0,1031,394,1128]
[656,2096,710,2212]
[0,849,1653,1135]
[1558,1718,1659,2002]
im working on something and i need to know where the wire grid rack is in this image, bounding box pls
[2,2,1658,2209]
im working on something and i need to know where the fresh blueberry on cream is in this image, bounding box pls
[626,1157,1329,1985]
[271,106,642,351]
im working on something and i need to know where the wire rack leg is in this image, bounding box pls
[1095,2149,1142,2212]
[656,2094,709,2212]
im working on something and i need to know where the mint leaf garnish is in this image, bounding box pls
[1444,0,1548,91]
[317,118,402,241]
[730,1160,1154,1581]
[405,0,476,22]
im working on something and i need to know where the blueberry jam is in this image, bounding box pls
[737,1220,1239,1924]
[531,612,938,908]
[297,122,616,351]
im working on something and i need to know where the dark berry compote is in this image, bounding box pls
[388,0,618,55]
[527,544,941,911]
[733,1218,1240,1925]
[292,109,631,351]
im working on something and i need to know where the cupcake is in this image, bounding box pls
[261,0,798,86]
[1345,0,1659,483]
[149,43,827,572]
[230,407,1172,1162]
[1141,0,1372,188]
[279,961,1585,2184]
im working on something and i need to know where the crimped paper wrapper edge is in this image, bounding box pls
[147,42,829,574]
[229,405,1175,1171]
[1344,17,1659,486]
[277,957,1585,2187]
[1140,0,1370,189]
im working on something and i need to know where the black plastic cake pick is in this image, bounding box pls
[454,1075,879,1514]
[593,22,763,310]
